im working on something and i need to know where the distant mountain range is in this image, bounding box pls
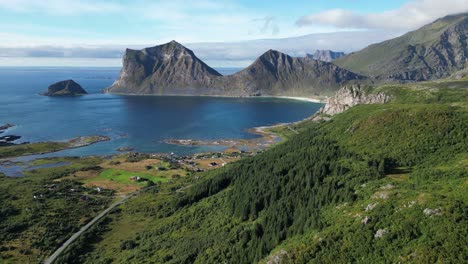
[307,50,346,62]
[105,42,366,96]
[334,13,467,81]
[106,13,467,96]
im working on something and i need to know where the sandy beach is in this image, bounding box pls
[267,96,325,103]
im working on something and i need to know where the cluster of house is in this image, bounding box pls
[33,184,104,202]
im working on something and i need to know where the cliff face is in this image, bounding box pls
[106,40,222,94]
[43,80,87,96]
[307,50,346,62]
[319,85,391,115]
[105,42,368,96]
[334,13,468,81]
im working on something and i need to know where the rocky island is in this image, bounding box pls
[43,79,88,96]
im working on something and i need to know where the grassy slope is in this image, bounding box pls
[49,80,468,263]
[88,168,169,186]
[333,14,466,77]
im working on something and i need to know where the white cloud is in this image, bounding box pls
[137,0,285,43]
[297,0,468,30]
[0,30,401,67]
[1,0,463,67]
[0,0,123,15]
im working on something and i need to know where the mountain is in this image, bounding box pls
[105,42,368,97]
[105,40,222,94]
[334,13,467,81]
[42,80,87,96]
[307,50,346,62]
[216,50,367,96]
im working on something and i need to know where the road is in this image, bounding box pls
[287,126,299,134]
[44,192,138,264]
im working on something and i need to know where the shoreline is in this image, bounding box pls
[263,96,324,103]
[0,135,110,160]
[105,92,326,103]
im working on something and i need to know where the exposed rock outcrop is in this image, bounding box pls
[365,202,378,212]
[423,208,443,217]
[105,41,368,96]
[43,80,87,96]
[318,85,391,116]
[266,249,289,264]
[307,50,346,62]
[361,216,371,225]
[375,228,389,238]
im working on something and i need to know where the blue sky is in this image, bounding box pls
[0,0,466,66]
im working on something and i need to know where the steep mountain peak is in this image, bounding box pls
[253,49,292,68]
[259,49,288,59]
[105,41,222,94]
[140,40,195,59]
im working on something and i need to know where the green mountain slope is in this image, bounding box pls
[334,13,467,81]
[58,80,467,263]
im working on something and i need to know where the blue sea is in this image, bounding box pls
[0,67,322,156]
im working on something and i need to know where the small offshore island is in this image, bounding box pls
[42,79,88,96]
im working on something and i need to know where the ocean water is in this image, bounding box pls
[0,67,322,156]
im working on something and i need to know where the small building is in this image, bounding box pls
[129,176,141,181]
[209,162,218,167]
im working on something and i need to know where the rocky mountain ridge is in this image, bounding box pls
[213,49,367,96]
[334,13,467,81]
[307,50,346,62]
[105,42,367,96]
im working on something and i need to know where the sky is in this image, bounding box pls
[0,0,466,67]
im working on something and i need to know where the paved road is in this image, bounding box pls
[44,192,137,264]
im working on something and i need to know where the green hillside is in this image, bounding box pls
[56,79,468,263]
[334,13,467,81]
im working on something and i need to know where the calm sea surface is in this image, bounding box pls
[0,67,322,156]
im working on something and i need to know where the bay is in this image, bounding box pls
[0,67,322,156]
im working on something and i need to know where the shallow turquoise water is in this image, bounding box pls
[0,67,322,156]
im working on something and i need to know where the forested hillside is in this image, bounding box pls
[59,80,467,263]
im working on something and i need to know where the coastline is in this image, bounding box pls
[0,135,110,160]
[262,96,325,103]
[106,92,326,103]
